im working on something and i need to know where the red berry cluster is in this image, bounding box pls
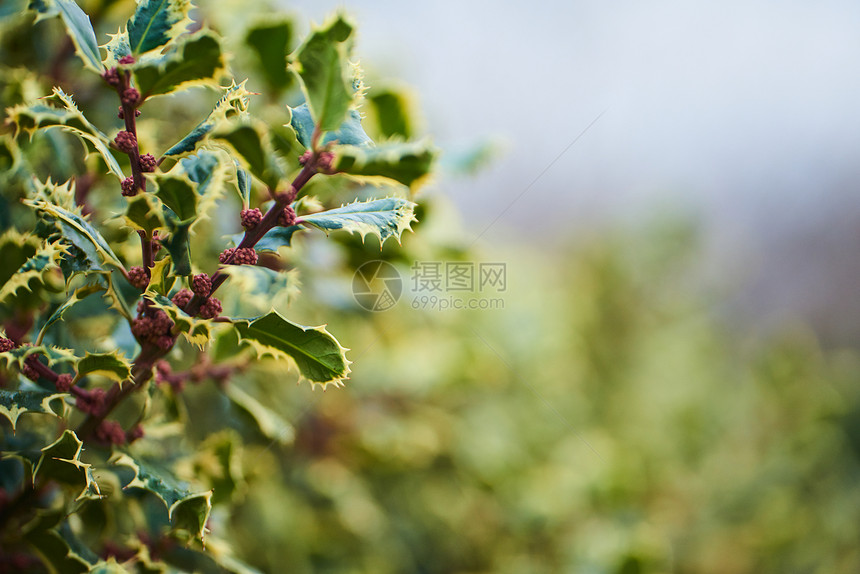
[76,387,107,417]
[278,206,297,227]
[121,177,136,197]
[55,373,74,392]
[219,247,258,265]
[131,308,175,350]
[191,274,212,297]
[241,208,263,229]
[118,106,142,119]
[95,420,127,446]
[198,297,222,320]
[121,88,140,107]
[0,337,15,352]
[139,153,157,173]
[171,288,193,310]
[114,130,137,154]
[298,150,313,166]
[102,68,121,86]
[128,266,149,290]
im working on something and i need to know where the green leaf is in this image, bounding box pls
[293,13,356,134]
[147,256,176,296]
[232,310,350,388]
[300,197,417,244]
[213,120,286,190]
[102,29,131,68]
[220,265,298,317]
[110,452,212,540]
[0,388,68,431]
[235,161,251,208]
[245,17,294,93]
[36,282,105,344]
[226,385,294,445]
[132,30,225,99]
[333,140,437,189]
[192,430,246,505]
[0,240,65,305]
[124,192,166,234]
[75,352,132,385]
[0,344,79,372]
[30,0,103,72]
[127,0,192,55]
[23,198,125,271]
[153,173,197,222]
[368,86,414,139]
[8,88,124,180]
[22,510,92,573]
[34,430,103,503]
[229,225,301,252]
[160,218,192,276]
[289,103,371,149]
[163,80,252,157]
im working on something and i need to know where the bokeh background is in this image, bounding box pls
[2,0,860,572]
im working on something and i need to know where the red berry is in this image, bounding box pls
[55,374,74,392]
[114,131,137,154]
[128,266,149,290]
[102,68,120,86]
[317,151,335,173]
[298,150,313,165]
[240,208,263,229]
[21,363,39,382]
[0,337,15,352]
[191,274,211,297]
[139,153,157,173]
[118,55,136,65]
[171,288,194,310]
[219,247,257,265]
[121,177,137,197]
[278,206,297,227]
[198,297,222,320]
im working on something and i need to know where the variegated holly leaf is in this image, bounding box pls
[34,430,103,504]
[23,198,125,271]
[367,86,415,139]
[289,103,371,149]
[21,509,94,572]
[0,344,78,372]
[8,88,124,179]
[219,265,298,317]
[163,80,252,157]
[333,140,437,189]
[127,0,192,55]
[0,388,68,431]
[231,310,350,388]
[292,13,357,134]
[110,452,212,541]
[299,197,416,245]
[124,192,166,234]
[0,239,65,305]
[213,119,289,190]
[74,352,132,385]
[132,30,225,99]
[28,0,103,72]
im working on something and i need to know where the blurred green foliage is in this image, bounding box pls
[1,1,859,572]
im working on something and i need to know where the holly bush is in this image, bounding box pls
[0,0,435,570]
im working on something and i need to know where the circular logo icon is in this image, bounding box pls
[352,260,402,312]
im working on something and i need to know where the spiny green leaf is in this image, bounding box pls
[147,256,175,296]
[0,230,40,288]
[102,29,131,67]
[29,0,103,72]
[23,198,125,271]
[34,430,103,503]
[75,352,132,385]
[235,161,251,207]
[333,140,437,189]
[0,240,65,305]
[127,0,192,55]
[132,30,225,99]
[0,388,68,431]
[161,217,192,276]
[226,385,294,445]
[289,103,371,149]
[293,13,356,134]
[153,172,197,222]
[232,310,350,388]
[0,344,79,371]
[300,196,417,245]
[220,264,298,317]
[163,80,252,157]
[180,150,229,231]
[110,452,212,541]
[193,430,246,505]
[8,88,124,179]
[36,282,105,344]
[245,17,294,93]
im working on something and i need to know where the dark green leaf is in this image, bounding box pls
[163,81,251,157]
[245,17,294,92]
[368,87,414,139]
[333,140,437,189]
[289,103,371,149]
[0,388,67,431]
[300,196,417,244]
[75,352,132,384]
[30,0,103,72]
[132,31,225,98]
[127,0,191,55]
